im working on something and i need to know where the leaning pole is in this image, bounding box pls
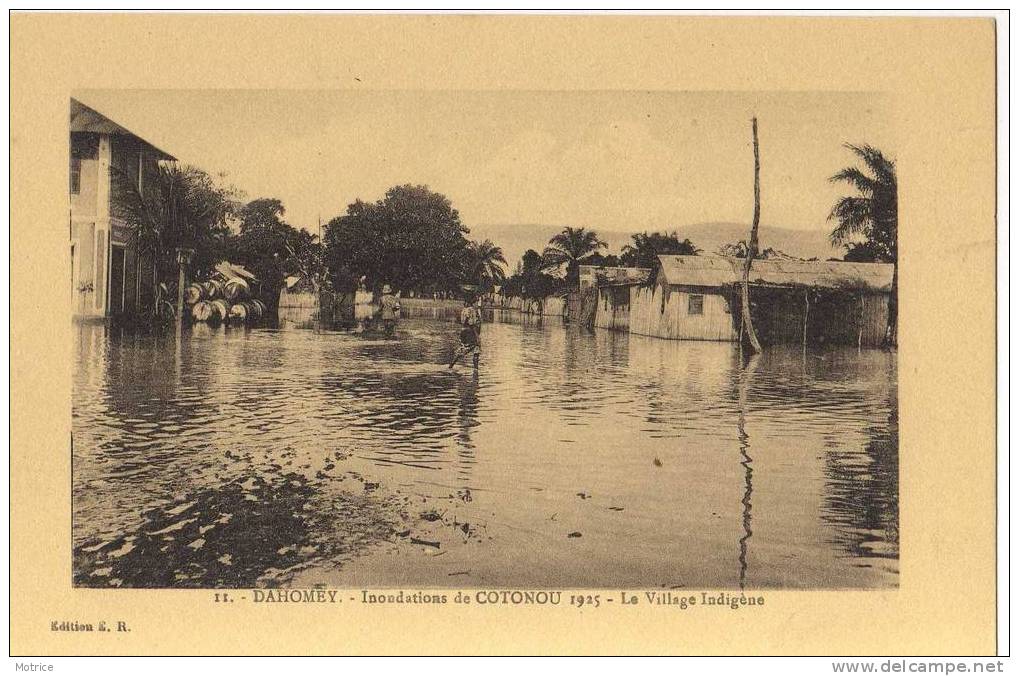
[739,118,764,355]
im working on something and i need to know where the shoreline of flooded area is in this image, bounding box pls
[72,312,898,589]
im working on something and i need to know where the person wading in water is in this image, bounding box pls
[353,276,374,333]
[377,284,401,338]
[449,296,482,370]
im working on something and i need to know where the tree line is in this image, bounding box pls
[114,142,895,323]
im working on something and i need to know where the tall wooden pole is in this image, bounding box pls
[176,262,186,323]
[739,118,763,354]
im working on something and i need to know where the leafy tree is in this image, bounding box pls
[229,198,325,306]
[324,184,470,294]
[828,143,898,345]
[521,249,543,275]
[502,248,565,299]
[585,252,621,268]
[541,226,606,286]
[841,240,889,263]
[619,231,700,269]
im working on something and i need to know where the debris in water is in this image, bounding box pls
[567,532,582,538]
[653,457,663,467]
[576,492,590,499]
[166,501,197,516]
[147,518,196,536]
[81,540,110,553]
[410,537,441,549]
[420,509,442,522]
[108,542,136,558]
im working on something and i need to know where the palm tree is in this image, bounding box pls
[112,163,237,317]
[541,226,606,286]
[828,143,898,346]
[467,239,508,291]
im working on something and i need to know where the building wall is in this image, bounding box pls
[593,286,633,332]
[492,294,566,316]
[630,284,738,341]
[593,280,890,347]
[71,132,160,319]
[70,134,112,318]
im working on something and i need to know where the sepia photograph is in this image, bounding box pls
[11,11,1002,659]
[69,89,899,591]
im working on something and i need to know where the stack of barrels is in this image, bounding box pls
[188,277,267,325]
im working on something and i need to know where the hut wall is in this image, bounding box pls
[399,297,462,311]
[277,289,318,325]
[627,284,737,342]
[747,287,890,347]
[593,286,632,331]
[806,292,888,347]
[541,295,567,317]
[860,294,890,346]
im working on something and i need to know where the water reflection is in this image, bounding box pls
[73,316,898,588]
[736,354,757,590]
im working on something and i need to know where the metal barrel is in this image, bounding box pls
[223,277,250,302]
[209,299,230,323]
[202,280,223,301]
[185,283,205,306]
[191,300,213,322]
[228,302,249,323]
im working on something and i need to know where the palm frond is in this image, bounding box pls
[828,196,872,245]
[829,166,879,195]
[844,143,896,187]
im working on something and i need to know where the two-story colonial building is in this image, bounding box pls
[70,98,176,319]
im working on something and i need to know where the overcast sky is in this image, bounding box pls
[77,89,893,263]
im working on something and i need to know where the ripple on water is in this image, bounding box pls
[73,317,898,589]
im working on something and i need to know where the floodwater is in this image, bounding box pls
[72,309,898,589]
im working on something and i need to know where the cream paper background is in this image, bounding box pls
[10,14,997,655]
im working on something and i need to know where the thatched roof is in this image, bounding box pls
[657,255,894,292]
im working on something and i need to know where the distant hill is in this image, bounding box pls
[667,222,839,261]
[470,222,840,270]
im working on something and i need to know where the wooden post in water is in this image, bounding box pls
[739,118,764,354]
[802,289,810,355]
[858,296,865,351]
[175,248,194,326]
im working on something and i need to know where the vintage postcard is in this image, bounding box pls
[10,13,1000,656]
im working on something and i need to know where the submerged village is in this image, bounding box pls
[71,98,900,590]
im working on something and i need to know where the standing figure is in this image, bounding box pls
[377,284,401,338]
[353,276,374,333]
[449,296,482,370]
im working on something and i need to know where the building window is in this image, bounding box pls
[688,294,704,315]
[69,157,81,194]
